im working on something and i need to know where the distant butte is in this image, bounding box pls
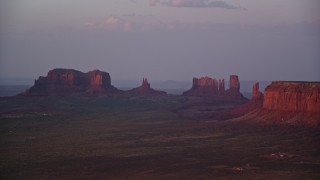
[20,68,122,96]
[127,78,167,95]
[183,75,247,102]
[15,67,320,125]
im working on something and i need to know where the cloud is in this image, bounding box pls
[85,16,134,32]
[85,15,174,32]
[84,16,232,32]
[149,0,243,9]
[105,16,124,30]
[85,16,166,32]
[149,0,161,6]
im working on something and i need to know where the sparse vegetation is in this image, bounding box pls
[0,96,319,179]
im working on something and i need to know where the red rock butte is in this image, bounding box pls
[252,82,264,102]
[21,69,121,96]
[127,78,167,95]
[183,75,246,101]
[263,81,320,112]
[229,75,240,91]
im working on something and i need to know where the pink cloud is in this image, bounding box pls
[84,16,137,32]
[105,16,125,30]
[85,15,268,33]
[148,0,242,9]
[84,15,172,32]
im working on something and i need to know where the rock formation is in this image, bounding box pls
[263,81,320,112]
[224,75,244,100]
[184,77,219,97]
[219,79,225,92]
[127,78,167,95]
[21,68,121,96]
[252,82,264,101]
[233,81,320,126]
[183,75,246,102]
[227,82,264,116]
[229,75,240,91]
[192,77,218,91]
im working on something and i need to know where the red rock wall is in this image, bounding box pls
[263,81,320,112]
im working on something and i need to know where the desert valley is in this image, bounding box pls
[1,1,319,179]
[0,69,319,179]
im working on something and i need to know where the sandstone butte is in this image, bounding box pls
[235,81,320,126]
[21,68,122,96]
[183,75,246,101]
[127,78,167,95]
[263,81,320,113]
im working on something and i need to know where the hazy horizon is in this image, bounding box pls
[1,0,319,82]
[0,77,271,97]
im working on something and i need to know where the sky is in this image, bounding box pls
[0,0,320,82]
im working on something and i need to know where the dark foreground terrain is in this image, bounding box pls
[0,95,319,179]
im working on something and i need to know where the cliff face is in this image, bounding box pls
[183,75,246,101]
[128,78,167,95]
[88,70,111,87]
[263,81,320,112]
[23,69,121,95]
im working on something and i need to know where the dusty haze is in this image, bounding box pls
[1,0,319,82]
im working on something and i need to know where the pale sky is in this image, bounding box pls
[1,0,320,82]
